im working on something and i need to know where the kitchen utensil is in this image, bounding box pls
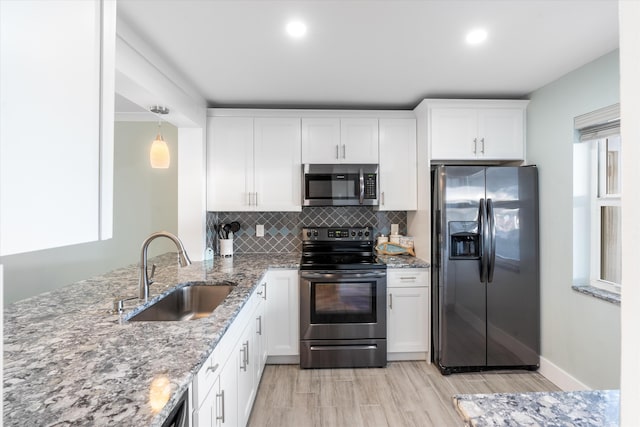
[229,221,240,234]
[223,224,232,239]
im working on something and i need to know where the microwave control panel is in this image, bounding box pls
[364,174,377,199]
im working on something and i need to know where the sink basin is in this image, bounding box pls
[128,284,234,321]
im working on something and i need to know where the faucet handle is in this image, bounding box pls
[112,296,138,314]
[149,264,157,284]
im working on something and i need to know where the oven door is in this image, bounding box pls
[299,270,387,340]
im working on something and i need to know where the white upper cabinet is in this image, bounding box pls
[300,118,340,163]
[253,118,302,211]
[302,118,378,164]
[378,118,417,211]
[0,0,115,255]
[207,117,254,211]
[428,100,528,161]
[207,116,301,212]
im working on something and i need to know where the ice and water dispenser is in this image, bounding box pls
[449,221,480,259]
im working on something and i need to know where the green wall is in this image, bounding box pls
[2,121,179,305]
[527,50,620,389]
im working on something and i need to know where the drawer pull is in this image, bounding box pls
[206,363,219,373]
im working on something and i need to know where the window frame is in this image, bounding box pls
[589,135,622,294]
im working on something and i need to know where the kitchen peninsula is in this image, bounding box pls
[3,252,429,426]
[3,253,299,426]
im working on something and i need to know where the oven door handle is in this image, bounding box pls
[300,270,386,280]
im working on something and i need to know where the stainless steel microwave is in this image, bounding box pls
[302,164,378,206]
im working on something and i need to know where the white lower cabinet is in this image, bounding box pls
[237,318,255,427]
[253,285,268,381]
[387,268,430,361]
[192,285,265,427]
[264,270,299,358]
[217,354,238,427]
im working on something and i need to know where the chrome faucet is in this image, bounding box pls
[139,231,191,301]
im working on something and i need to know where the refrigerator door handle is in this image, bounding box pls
[487,198,497,283]
[479,198,488,282]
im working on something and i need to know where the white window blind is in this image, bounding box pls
[574,103,620,141]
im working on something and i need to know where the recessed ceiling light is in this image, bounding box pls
[286,20,307,38]
[466,28,488,45]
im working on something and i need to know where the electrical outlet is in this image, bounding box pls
[391,223,399,235]
[256,224,265,237]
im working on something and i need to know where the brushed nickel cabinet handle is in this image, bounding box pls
[216,390,225,422]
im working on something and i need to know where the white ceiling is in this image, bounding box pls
[116,0,619,110]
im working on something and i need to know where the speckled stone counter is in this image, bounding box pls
[3,253,300,427]
[454,389,620,427]
[377,254,430,269]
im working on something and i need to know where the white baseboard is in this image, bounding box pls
[539,356,590,391]
[266,355,299,365]
[388,352,429,362]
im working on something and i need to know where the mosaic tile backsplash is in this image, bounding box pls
[207,207,407,254]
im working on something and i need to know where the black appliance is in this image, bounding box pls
[299,227,387,369]
[431,165,540,375]
[302,164,378,206]
[161,387,189,427]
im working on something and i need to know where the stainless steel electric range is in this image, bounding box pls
[299,226,387,369]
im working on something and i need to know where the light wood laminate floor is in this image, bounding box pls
[248,361,559,426]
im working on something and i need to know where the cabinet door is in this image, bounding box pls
[477,109,525,160]
[217,353,238,427]
[341,118,379,163]
[378,119,417,210]
[237,321,256,427]
[0,0,115,255]
[253,118,302,211]
[301,118,341,163]
[430,108,478,160]
[387,287,429,353]
[194,378,217,427]
[207,117,254,211]
[253,283,267,384]
[265,270,299,356]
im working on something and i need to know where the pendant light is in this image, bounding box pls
[149,106,170,169]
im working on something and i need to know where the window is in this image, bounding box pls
[593,135,621,290]
[573,104,621,295]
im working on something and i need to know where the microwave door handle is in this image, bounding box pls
[359,168,365,204]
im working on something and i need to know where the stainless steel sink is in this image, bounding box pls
[127,284,234,321]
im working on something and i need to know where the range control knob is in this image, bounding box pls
[306,230,312,237]
[351,231,356,237]
[358,231,363,237]
[364,231,370,237]
[313,230,319,237]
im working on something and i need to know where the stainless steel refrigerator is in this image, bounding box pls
[431,165,540,375]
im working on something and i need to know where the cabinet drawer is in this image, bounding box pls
[193,344,224,410]
[387,269,429,288]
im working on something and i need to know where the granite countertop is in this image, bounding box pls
[454,389,620,427]
[3,252,300,427]
[377,254,430,269]
[3,250,428,426]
